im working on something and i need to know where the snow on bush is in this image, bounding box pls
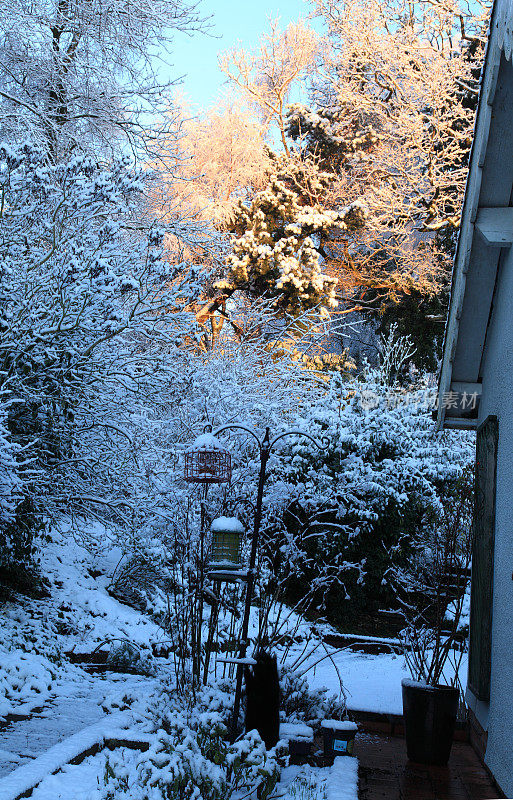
[105,640,156,676]
[88,339,474,649]
[100,680,284,800]
[280,664,345,726]
[0,651,56,719]
[259,374,474,622]
[0,598,68,720]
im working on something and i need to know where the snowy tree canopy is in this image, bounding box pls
[217,155,367,316]
[0,0,206,158]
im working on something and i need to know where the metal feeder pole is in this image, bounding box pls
[229,428,271,739]
[210,424,328,742]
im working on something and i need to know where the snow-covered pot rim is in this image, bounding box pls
[187,432,227,453]
[211,516,244,534]
[401,679,459,693]
[321,719,358,732]
[280,722,314,741]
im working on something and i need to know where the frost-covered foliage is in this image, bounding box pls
[0,651,57,719]
[216,1,488,365]
[101,681,283,800]
[286,103,380,172]
[0,142,209,583]
[0,599,67,721]
[99,339,321,688]
[90,334,473,644]
[0,0,205,158]
[279,664,345,726]
[106,337,474,651]
[154,102,273,229]
[258,375,473,625]
[218,154,367,316]
[105,640,157,676]
[0,398,23,574]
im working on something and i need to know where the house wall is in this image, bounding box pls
[475,242,513,796]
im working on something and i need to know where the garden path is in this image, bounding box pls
[0,672,156,779]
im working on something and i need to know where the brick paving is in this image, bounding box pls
[355,731,505,800]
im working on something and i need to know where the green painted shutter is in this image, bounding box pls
[468,415,498,702]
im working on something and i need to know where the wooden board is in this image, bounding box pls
[475,207,513,245]
[468,415,498,702]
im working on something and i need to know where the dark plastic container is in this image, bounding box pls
[402,680,459,765]
[321,720,358,764]
[288,738,312,765]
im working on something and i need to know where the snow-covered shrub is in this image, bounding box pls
[279,664,345,726]
[101,681,284,800]
[105,640,156,676]
[260,374,473,627]
[0,601,62,660]
[0,652,57,720]
[104,340,473,651]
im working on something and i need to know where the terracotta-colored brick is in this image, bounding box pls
[355,732,504,800]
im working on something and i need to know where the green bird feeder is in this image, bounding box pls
[209,517,244,570]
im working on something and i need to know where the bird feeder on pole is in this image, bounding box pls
[184,426,231,484]
[209,517,244,571]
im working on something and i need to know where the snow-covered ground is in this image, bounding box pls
[276,758,358,800]
[0,524,465,800]
[305,649,468,716]
[29,750,137,800]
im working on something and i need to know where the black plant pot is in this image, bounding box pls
[401,680,459,766]
[321,720,358,765]
[288,738,312,765]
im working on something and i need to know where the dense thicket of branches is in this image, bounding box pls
[0,0,206,159]
[0,0,217,585]
[0,0,483,601]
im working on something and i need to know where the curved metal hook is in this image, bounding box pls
[226,494,257,516]
[269,429,330,451]
[213,423,263,449]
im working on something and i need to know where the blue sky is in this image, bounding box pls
[168,0,314,110]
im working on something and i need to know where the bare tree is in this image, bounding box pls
[0,0,207,159]
[219,19,319,157]
[152,101,272,229]
[304,0,490,308]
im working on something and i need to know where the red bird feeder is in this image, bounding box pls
[185,426,231,484]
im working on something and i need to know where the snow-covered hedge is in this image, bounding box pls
[260,375,473,623]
